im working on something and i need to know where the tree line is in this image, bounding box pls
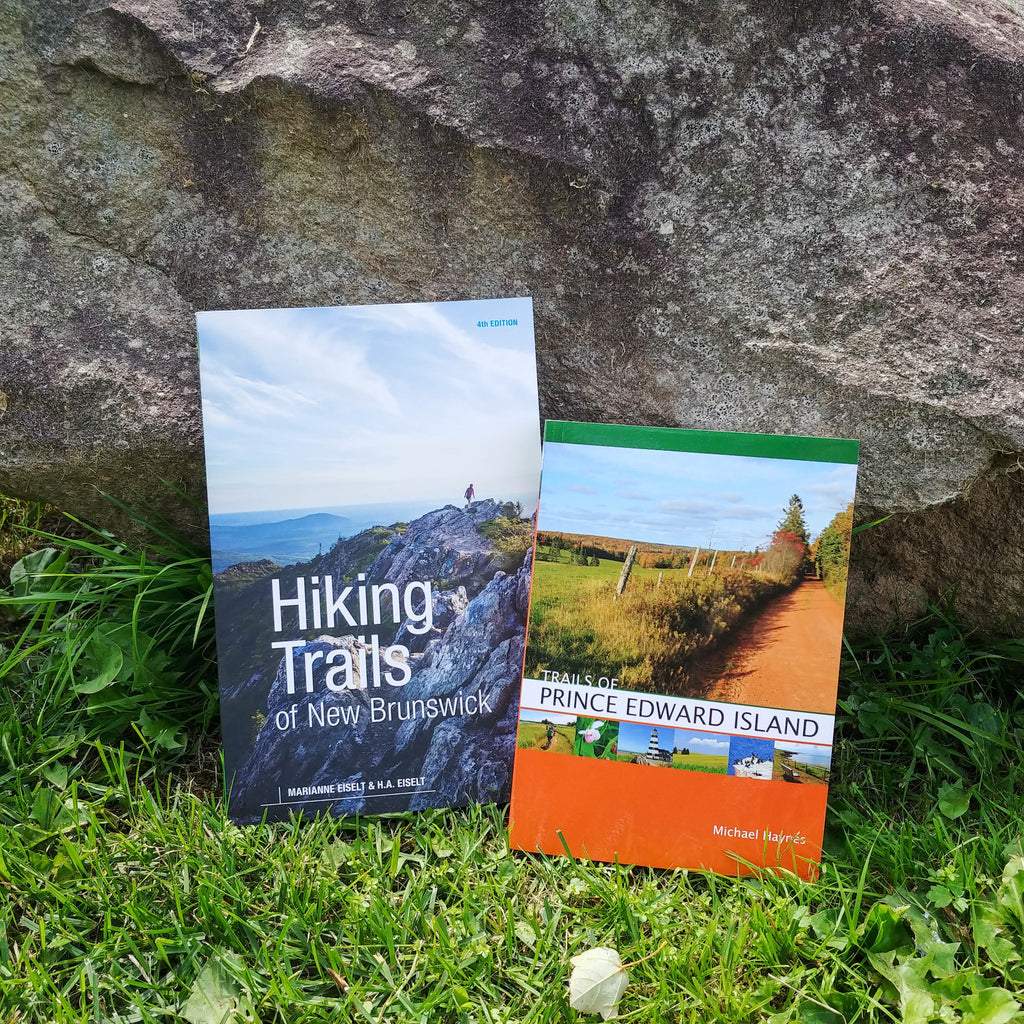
[535,534,602,565]
[537,493,853,592]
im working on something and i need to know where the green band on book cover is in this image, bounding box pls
[543,421,859,465]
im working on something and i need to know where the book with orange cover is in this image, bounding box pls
[509,421,858,877]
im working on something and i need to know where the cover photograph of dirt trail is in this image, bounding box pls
[693,566,847,713]
[526,432,859,714]
[516,709,577,755]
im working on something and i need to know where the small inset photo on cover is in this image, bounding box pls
[615,722,676,767]
[572,717,619,759]
[728,735,775,780]
[773,742,832,786]
[670,730,730,775]
[516,709,577,755]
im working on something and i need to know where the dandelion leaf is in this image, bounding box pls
[961,987,1021,1024]
[937,782,970,819]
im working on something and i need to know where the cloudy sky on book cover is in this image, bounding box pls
[197,299,540,517]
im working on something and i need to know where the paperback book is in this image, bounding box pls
[195,297,541,822]
[509,421,859,877]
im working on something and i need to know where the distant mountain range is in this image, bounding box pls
[209,497,520,573]
[210,512,352,573]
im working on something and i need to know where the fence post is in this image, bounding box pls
[615,545,638,598]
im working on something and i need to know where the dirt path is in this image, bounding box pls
[695,578,845,713]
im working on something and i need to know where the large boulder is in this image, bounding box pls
[2,1,1023,631]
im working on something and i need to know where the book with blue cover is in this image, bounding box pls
[195,298,540,822]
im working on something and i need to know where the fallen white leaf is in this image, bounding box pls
[181,953,255,1024]
[568,946,629,1020]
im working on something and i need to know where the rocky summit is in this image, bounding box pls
[322,498,518,601]
[222,502,532,821]
[3,2,1024,630]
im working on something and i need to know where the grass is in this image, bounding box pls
[615,750,729,774]
[477,512,534,573]
[775,752,829,786]
[0,504,217,766]
[2,501,1023,1023]
[525,561,787,694]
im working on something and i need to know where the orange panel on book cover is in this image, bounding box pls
[510,750,827,877]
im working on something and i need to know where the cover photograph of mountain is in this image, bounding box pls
[526,430,859,714]
[195,297,540,822]
[199,300,540,568]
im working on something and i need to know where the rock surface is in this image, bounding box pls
[333,499,518,603]
[3,1,1024,629]
[221,504,532,821]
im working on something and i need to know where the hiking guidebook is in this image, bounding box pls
[195,297,541,823]
[509,422,859,877]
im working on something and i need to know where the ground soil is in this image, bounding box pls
[694,578,845,713]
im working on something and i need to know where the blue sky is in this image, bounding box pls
[196,298,541,514]
[618,722,675,754]
[537,441,857,549]
[674,731,730,757]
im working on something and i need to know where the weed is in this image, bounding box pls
[0,509,217,785]
[835,602,1024,798]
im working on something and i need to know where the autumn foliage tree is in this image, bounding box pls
[759,528,809,585]
[778,494,810,545]
[813,503,853,596]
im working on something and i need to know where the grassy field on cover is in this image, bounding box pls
[525,553,787,694]
[614,751,729,774]
[516,721,576,754]
[2,497,1024,1024]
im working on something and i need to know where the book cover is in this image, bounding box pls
[195,297,540,822]
[509,422,859,877]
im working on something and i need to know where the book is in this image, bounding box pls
[509,421,859,877]
[195,297,541,822]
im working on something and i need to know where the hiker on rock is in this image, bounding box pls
[464,483,475,508]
